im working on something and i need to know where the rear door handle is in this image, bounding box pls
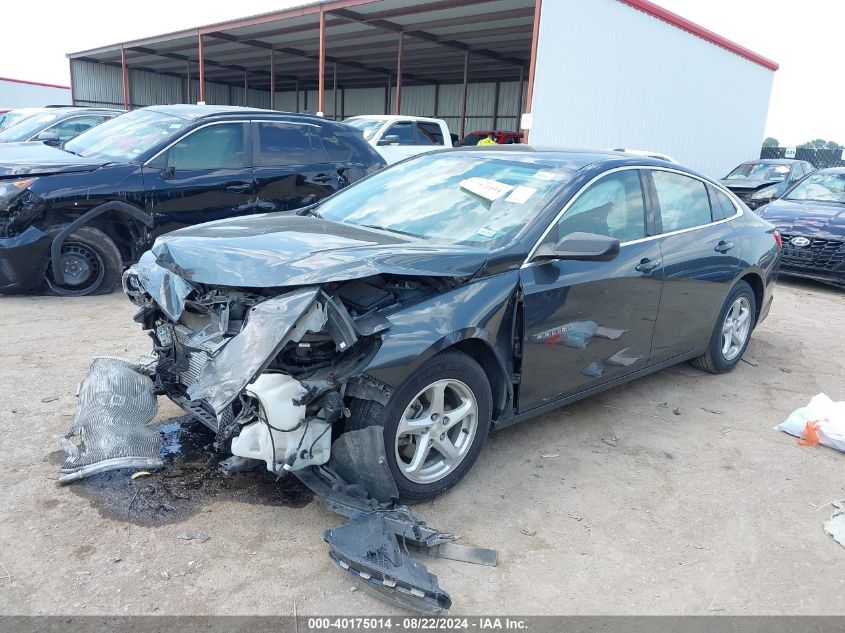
[715,241,735,253]
[635,258,661,273]
[226,183,252,193]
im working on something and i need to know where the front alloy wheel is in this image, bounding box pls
[395,379,479,484]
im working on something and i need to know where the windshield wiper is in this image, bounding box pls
[361,224,424,239]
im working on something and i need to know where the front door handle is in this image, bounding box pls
[312,173,333,183]
[635,258,661,273]
[226,183,251,193]
[714,241,735,253]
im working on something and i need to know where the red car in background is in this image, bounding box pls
[458,130,523,146]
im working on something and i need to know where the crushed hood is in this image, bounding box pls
[758,199,845,239]
[150,213,490,287]
[0,142,108,178]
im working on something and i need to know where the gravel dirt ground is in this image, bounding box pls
[0,277,843,616]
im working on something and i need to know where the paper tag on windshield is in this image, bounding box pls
[476,226,498,238]
[460,177,514,201]
[506,185,537,204]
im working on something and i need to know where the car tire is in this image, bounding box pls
[691,280,757,374]
[41,225,123,297]
[345,350,492,504]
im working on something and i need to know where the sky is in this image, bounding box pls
[0,0,838,147]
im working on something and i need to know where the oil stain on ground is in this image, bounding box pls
[62,415,313,526]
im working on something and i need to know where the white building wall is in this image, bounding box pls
[529,0,775,177]
[0,78,71,109]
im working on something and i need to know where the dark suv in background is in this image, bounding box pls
[0,106,120,146]
[0,105,385,296]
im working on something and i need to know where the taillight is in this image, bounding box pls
[773,230,783,250]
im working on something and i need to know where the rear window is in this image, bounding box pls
[651,170,712,232]
[257,122,327,166]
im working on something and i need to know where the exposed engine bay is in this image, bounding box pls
[59,251,494,613]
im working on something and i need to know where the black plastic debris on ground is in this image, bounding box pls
[325,512,452,614]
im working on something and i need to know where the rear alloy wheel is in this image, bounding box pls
[346,350,492,503]
[692,280,757,374]
[42,225,123,296]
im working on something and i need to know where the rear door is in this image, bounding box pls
[646,169,742,363]
[518,168,663,411]
[252,120,339,213]
[142,121,254,236]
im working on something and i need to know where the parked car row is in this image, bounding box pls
[0,105,121,144]
[720,158,844,287]
[0,105,384,296]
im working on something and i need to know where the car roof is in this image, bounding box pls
[746,158,802,164]
[816,167,845,174]
[442,145,674,167]
[142,104,336,123]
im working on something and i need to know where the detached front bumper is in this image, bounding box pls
[0,225,51,293]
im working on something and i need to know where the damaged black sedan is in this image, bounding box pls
[63,148,781,503]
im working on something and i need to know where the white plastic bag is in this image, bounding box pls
[775,393,845,452]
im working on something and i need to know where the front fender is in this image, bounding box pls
[363,271,519,390]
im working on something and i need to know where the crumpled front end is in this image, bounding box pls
[117,253,382,477]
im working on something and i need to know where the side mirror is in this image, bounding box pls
[161,165,176,179]
[377,135,401,146]
[534,232,621,262]
[35,131,60,146]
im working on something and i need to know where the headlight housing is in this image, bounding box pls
[751,185,779,200]
[0,178,35,209]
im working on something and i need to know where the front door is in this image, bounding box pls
[142,121,255,237]
[518,169,663,411]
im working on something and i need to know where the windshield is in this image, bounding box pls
[0,109,42,132]
[725,162,791,182]
[0,111,63,141]
[64,109,190,162]
[343,118,384,141]
[318,153,576,249]
[785,171,845,204]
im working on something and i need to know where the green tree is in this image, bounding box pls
[799,138,828,149]
[824,140,843,150]
[762,137,779,147]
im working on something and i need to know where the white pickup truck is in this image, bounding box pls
[343,115,453,165]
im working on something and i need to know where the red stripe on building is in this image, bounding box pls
[619,0,779,71]
[0,76,71,90]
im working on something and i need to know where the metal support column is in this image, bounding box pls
[333,63,338,120]
[492,81,500,130]
[120,46,130,110]
[395,33,404,115]
[460,50,470,139]
[185,60,192,104]
[270,50,276,110]
[197,33,205,103]
[318,7,326,115]
[243,72,248,106]
[516,66,524,129]
[523,0,543,135]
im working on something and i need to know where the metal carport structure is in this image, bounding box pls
[68,0,539,137]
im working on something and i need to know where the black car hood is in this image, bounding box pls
[0,142,108,178]
[720,178,783,191]
[758,199,845,239]
[150,213,490,287]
